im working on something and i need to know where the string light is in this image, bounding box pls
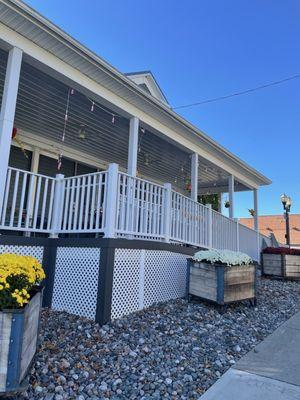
[87,96,122,123]
[58,88,72,170]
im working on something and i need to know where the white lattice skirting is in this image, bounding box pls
[0,241,190,322]
[52,247,101,319]
[0,245,44,263]
[111,249,189,320]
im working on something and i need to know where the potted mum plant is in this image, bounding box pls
[187,249,256,305]
[0,253,45,395]
[262,247,300,279]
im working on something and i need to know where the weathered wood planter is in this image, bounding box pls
[263,253,300,279]
[0,289,43,395]
[187,259,256,305]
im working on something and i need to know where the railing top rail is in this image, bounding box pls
[7,166,56,181]
[238,221,258,233]
[118,171,165,189]
[171,189,212,210]
[63,170,107,181]
[211,207,237,222]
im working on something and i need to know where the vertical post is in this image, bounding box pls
[285,211,291,248]
[191,153,198,202]
[218,193,222,213]
[228,175,235,219]
[0,47,23,216]
[235,218,240,252]
[28,147,40,221]
[163,183,172,243]
[253,188,259,231]
[104,163,119,238]
[207,204,213,249]
[191,153,199,201]
[127,117,139,177]
[253,188,260,261]
[50,174,64,238]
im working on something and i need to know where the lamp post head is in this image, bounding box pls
[281,193,292,212]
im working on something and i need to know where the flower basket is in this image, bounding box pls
[0,254,45,395]
[0,287,43,394]
[187,250,256,305]
[262,248,300,279]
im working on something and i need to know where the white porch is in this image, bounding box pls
[0,12,271,262]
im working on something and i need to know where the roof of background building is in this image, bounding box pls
[239,214,300,245]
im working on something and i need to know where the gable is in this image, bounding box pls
[125,71,169,105]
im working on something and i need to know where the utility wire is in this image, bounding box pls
[171,73,300,110]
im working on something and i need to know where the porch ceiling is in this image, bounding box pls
[0,47,249,195]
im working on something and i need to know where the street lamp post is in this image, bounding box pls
[281,194,292,248]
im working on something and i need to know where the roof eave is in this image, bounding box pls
[1,0,271,187]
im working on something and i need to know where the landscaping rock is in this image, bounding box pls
[20,278,300,399]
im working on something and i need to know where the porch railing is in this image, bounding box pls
[0,167,56,233]
[60,172,107,234]
[0,164,267,261]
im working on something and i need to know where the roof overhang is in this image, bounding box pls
[0,0,271,189]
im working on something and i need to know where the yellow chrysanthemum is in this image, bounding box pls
[0,253,45,310]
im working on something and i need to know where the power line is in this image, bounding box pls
[171,73,300,110]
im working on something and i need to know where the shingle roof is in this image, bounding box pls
[239,214,300,245]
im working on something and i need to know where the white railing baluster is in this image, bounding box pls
[32,176,42,229]
[18,172,27,228]
[73,177,80,230]
[9,170,19,227]
[95,175,102,231]
[63,179,71,231]
[89,174,96,229]
[84,175,91,230]
[68,178,76,230]
[1,169,11,225]
[39,178,48,230]
[25,174,35,229]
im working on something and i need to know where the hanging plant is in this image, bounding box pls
[11,127,29,159]
[248,208,255,217]
[224,200,230,208]
[185,178,192,193]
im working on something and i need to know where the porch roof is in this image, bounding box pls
[0,0,271,188]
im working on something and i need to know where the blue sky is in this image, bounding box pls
[25,0,300,217]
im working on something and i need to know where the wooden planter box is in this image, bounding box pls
[187,259,256,305]
[0,289,43,395]
[262,253,300,279]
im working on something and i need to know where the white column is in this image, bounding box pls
[191,153,198,202]
[0,47,23,214]
[127,117,139,177]
[253,188,259,231]
[228,175,235,219]
[218,193,222,213]
[27,147,40,223]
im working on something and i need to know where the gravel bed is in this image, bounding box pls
[20,277,300,400]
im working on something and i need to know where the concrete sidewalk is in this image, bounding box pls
[200,311,300,399]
